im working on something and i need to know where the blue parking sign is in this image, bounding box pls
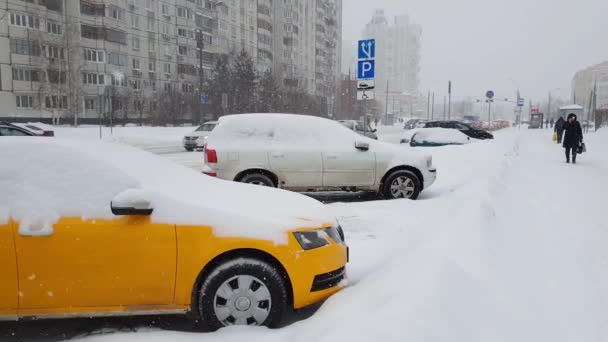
[357,60,375,79]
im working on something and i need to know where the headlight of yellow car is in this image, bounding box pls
[293,226,345,250]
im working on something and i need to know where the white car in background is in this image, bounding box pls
[203,114,437,200]
[183,121,218,151]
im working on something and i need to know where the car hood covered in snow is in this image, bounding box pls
[0,138,334,244]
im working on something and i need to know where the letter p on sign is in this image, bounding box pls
[357,60,375,79]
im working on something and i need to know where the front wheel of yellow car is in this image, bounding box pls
[198,258,288,330]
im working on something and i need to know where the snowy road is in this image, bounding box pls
[3,127,608,342]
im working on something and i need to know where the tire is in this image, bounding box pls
[239,173,275,187]
[185,147,194,152]
[197,258,288,331]
[382,169,422,200]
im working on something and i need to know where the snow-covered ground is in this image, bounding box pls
[6,125,608,342]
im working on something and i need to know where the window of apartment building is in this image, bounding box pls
[10,39,41,56]
[84,48,105,62]
[108,5,125,20]
[131,79,142,90]
[131,14,139,28]
[178,45,188,55]
[148,38,156,51]
[9,13,40,29]
[178,28,193,38]
[257,19,272,32]
[81,2,106,16]
[132,58,141,69]
[111,74,127,86]
[161,4,169,15]
[148,61,156,72]
[163,63,171,74]
[44,0,63,12]
[150,81,157,90]
[181,83,193,93]
[45,95,68,109]
[47,69,66,84]
[180,7,192,19]
[46,46,65,60]
[81,24,100,39]
[83,72,105,85]
[147,17,155,31]
[150,100,157,110]
[85,97,96,110]
[161,23,170,35]
[16,95,33,108]
[258,4,270,16]
[105,28,127,44]
[163,44,172,56]
[145,0,154,10]
[47,21,63,35]
[132,37,140,50]
[134,99,143,111]
[14,68,28,82]
[164,82,171,91]
[108,52,127,66]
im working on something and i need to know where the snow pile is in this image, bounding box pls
[411,127,474,145]
[0,138,333,243]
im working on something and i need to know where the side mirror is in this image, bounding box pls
[355,141,370,151]
[371,129,377,133]
[111,189,154,216]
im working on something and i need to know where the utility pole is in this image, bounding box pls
[431,92,435,120]
[443,96,446,119]
[197,30,205,124]
[448,81,452,119]
[427,90,431,119]
[384,80,389,125]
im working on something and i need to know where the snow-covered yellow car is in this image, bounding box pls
[0,138,348,330]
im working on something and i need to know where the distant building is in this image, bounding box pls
[360,9,421,117]
[572,61,608,115]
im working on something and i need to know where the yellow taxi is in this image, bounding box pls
[0,137,348,330]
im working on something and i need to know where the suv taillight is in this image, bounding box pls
[205,148,217,163]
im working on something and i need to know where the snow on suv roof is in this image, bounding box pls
[213,113,364,148]
[0,137,333,243]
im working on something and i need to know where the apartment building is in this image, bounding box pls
[572,61,608,111]
[0,0,341,122]
[361,9,421,117]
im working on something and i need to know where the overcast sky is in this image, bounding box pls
[342,0,608,103]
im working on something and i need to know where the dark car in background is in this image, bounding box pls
[422,121,494,140]
[13,123,55,136]
[0,122,37,136]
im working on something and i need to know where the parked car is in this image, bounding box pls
[204,114,437,200]
[0,122,46,136]
[403,119,424,130]
[406,128,476,147]
[0,137,347,330]
[421,121,494,140]
[13,123,55,136]
[183,121,218,151]
[337,120,378,140]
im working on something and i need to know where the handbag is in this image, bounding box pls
[577,142,586,154]
[552,133,557,142]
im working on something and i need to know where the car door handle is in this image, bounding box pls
[271,153,285,158]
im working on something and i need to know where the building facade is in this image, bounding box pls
[0,0,341,122]
[360,9,421,118]
[572,61,608,113]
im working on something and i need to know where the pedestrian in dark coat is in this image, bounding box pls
[545,119,549,129]
[554,116,565,144]
[562,113,583,164]
[550,118,555,127]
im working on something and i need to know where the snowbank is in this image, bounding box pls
[0,138,333,243]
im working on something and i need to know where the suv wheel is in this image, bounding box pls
[198,258,288,331]
[382,170,421,200]
[240,173,275,187]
